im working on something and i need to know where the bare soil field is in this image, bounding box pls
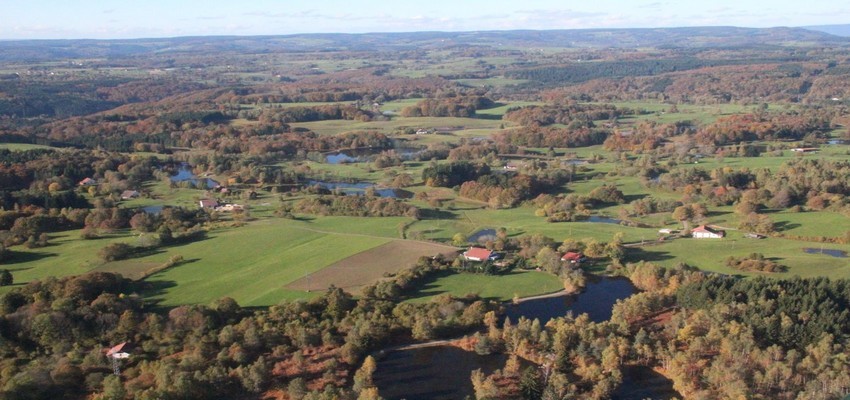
[286,240,458,292]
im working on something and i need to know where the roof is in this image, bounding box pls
[692,225,725,236]
[463,247,493,260]
[79,177,96,185]
[199,199,218,208]
[106,342,132,356]
[120,190,139,198]
[561,251,584,261]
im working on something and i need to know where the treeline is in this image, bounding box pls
[650,158,850,213]
[493,126,609,148]
[502,103,634,127]
[544,61,850,104]
[603,120,693,151]
[293,195,420,218]
[0,78,127,119]
[255,104,374,124]
[400,96,494,118]
[695,111,831,145]
[507,57,749,86]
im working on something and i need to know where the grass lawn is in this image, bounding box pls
[406,269,563,303]
[771,210,850,238]
[628,232,850,279]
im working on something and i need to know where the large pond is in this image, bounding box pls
[325,147,423,164]
[613,365,680,400]
[170,164,219,189]
[504,276,636,324]
[376,277,638,399]
[374,346,511,400]
[306,180,411,198]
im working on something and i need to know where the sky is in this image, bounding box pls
[2,0,849,40]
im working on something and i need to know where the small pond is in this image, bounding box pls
[306,180,411,198]
[170,164,218,189]
[504,276,637,324]
[374,346,510,400]
[613,365,680,400]
[803,248,848,258]
[468,228,496,244]
[828,139,849,145]
[584,215,624,225]
[325,147,423,164]
[140,205,164,215]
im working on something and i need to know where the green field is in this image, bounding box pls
[406,269,564,302]
[630,232,850,279]
[0,143,59,151]
[142,222,393,307]
[0,217,419,307]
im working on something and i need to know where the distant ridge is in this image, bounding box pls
[0,26,846,62]
[803,24,850,37]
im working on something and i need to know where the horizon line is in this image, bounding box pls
[0,24,835,42]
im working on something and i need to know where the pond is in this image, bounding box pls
[325,147,424,164]
[827,139,849,145]
[613,365,680,400]
[504,276,637,324]
[170,164,219,189]
[803,247,848,258]
[467,228,496,244]
[376,277,637,399]
[374,346,511,400]
[306,180,411,198]
[140,205,164,214]
[584,215,624,225]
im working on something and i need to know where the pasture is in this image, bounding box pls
[406,269,564,302]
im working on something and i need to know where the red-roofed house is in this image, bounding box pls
[692,225,725,239]
[78,177,97,187]
[106,342,133,359]
[463,247,498,262]
[561,251,586,264]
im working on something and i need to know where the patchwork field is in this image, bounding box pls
[285,240,459,292]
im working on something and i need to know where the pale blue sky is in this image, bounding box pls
[2,0,848,39]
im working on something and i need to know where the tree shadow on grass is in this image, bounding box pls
[419,208,458,220]
[773,221,801,231]
[623,193,648,203]
[3,250,57,265]
[624,247,676,263]
[706,210,732,218]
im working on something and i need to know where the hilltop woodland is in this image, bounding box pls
[0,28,849,399]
